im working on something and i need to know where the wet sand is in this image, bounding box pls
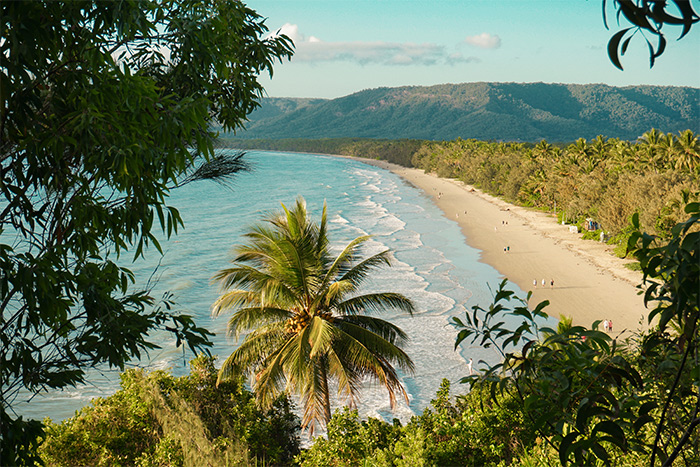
[353,158,649,336]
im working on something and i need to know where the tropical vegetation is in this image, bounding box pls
[39,355,300,466]
[211,198,416,434]
[297,380,534,467]
[37,201,698,466]
[411,130,699,244]
[5,0,699,463]
[0,0,292,463]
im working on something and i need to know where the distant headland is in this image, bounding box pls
[227,82,699,143]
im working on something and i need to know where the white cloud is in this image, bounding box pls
[298,39,445,66]
[272,23,460,66]
[447,52,481,65]
[464,33,502,50]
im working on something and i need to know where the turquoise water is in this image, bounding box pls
[16,151,524,424]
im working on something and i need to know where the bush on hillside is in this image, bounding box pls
[297,379,534,467]
[39,356,300,466]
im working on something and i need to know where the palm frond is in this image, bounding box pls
[335,314,409,345]
[280,197,308,238]
[282,322,314,382]
[326,322,413,408]
[225,306,292,339]
[257,326,329,433]
[212,264,275,291]
[336,292,416,317]
[337,249,393,287]
[210,289,258,316]
[306,315,335,358]
[298,357,330,435]
[179,150,250,187]
[213,266,299,308]
[217,323,287,384]
[235,225,296,269]
[254,332,304,409]
[325,348,363,407]
[331,320,415,375]
[284,237,312,299]
[315,279,355,309]
[316,201,329,256]
[321,235,371,286]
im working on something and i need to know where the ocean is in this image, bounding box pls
[15,150,527,425]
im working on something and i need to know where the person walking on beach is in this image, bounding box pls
[603,319,609,332]
[608,320,613,332]
[550,279,554,288]
[542,278,546,287]
[533,279,537,289]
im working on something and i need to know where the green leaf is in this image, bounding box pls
[608,28,631,70]
[685,202,700,214]
[593,420,626,448]
[559,432,579,466]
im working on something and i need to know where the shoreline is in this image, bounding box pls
[350,157,649,335]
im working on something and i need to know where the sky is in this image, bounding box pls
[246,0,700,99]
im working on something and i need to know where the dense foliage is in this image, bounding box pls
[231,83,699,142]
[39,355,300,466]
[297,380,535,467]
[0,0,292,463]
[411,130,699,244]
[212,198,415,434]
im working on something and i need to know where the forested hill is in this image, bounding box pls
[232,82,699,142]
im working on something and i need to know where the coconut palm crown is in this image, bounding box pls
[212,197,415,434]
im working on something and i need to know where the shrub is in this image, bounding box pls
[298,379,534,466]
[39,356,300,466]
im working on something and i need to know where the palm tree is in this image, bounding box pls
[568,137,590,164]
[675,129,700,174]
[211,197,415,434]
[638,129,666,172]
[657,132,678,170]
[531,139,557,164]
[605,139,633,173]
[519,169,549,206]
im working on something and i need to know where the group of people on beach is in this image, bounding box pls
[533,278,554,288]
[603,319,614,332]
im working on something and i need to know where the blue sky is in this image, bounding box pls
[247,0,700,98]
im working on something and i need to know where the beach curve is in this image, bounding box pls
[351,157,649,336]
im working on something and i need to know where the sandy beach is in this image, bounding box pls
[353,157,650,336]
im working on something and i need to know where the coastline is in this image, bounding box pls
[350,157,649,335]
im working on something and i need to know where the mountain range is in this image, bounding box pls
[229,82,699,142]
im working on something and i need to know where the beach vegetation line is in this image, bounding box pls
[224,130,699,259]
